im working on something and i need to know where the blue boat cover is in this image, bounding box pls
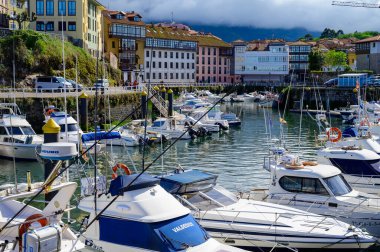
[342,127,358,138]
[99,214,208,251]
[50,112,67,117]
[109,174,159,196]
[81,131,121,142]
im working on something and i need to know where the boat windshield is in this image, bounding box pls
[152,121,165,127]
[187,185,238,210]
[323,174,352,196]
[60,123,79,132]
[21,126,36,135]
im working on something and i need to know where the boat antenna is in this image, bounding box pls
[61,11,68,144]
[141,31,154,170]
[11,31,17,191]
[297,68,306,153]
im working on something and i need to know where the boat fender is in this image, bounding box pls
[18,214,49,250]
[112,163,132,179]
[302,161,318,166]
[327,127,342,143]
[285,163,304,169]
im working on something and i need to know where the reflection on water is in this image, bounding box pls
[0,102,328,192]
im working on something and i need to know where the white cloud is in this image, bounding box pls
[99,0,380,33]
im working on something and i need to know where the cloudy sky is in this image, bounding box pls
[99,0,380,32]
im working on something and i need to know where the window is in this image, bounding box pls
[373,42,376,48]
[176,52,179,58]
[164,73,167,79]
[58,21,66,31]
[279,176,328,195]
[170,73,173,79]
[6,127,23,135]
[158,62,161,68]
[36,0,44,15]
[36,21,45,31]
[176,73,178,79]
[202,57,205,64]
[146,72,150,79]
[208,48,210,55]
[68,21,76,31]
[146,61,149,68]
[202,47,205,54]
[58,0,66,15]
[181,53,184,59]
[164,52,167,58]
[146,51,149,58]
[181,73,184,79]
[208,57,210,64]
[158,51,161,58]
[153,73,156,79]
[46,22,54,31]
[170,62,173,68]
[164,62,167,68]
[181,63,184,69]
[323,175,352,196]
[187,53,189,59]
[187,73,189,79]
[187,63,189,69]
[0,127,7,135]
[176,62,178,69]
[152,51,156,57]
[158,73,162,79]
[68,0,76,16]
[170,52,173,58]
[152,62,155,68]
[192,63,194,69]
[46,0,54,15]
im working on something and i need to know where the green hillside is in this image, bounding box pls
[0,30,121,87]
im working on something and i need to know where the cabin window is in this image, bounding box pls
[60,123,78,132]
[0,127,7,135]
[152,121,165,127]
[6,127,23,135]
[279,176,329,195]
[21,126,36,135]
[323,174,352,196]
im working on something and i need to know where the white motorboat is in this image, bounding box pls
[325,126,380,155]
[44,106,83,144]
[78,173,246,252]
[191,109,229,130]
[147,117,194,140]
[254,152,380,237]
[196,90,222,103]
[0,179,85,251]
[159,169,375,250]
[181,116,220,132]
[317,146,380,195]
[229,93,245,103]
[0,103,43,160]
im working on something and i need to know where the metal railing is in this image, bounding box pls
[143,85,168,117]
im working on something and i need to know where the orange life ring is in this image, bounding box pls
[19,214,49,250]
[327,127,342,143]
[112,163,132,179]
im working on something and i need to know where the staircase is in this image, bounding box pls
[143,85,168,117]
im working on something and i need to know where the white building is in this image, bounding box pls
[234,41,289,83]
[144,25,197,84]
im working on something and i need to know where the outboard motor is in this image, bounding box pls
[188,128,197,139]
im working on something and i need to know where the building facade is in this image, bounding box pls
[234,40,289,83]
[287,41,311,81]
[103,10,145,83]
[355,36,380,74]
[195,34,233,84]
[144,25,197,84]
[0,0,8,28]
[29,0,104,56]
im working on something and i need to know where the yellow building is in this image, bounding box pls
[347,48,357,71]
[103,10,145,83]
[28,0,104,57]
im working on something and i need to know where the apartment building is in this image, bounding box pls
[233,40,289,83]
[195,33,232,84]
[103,10,145,83]
[29,0,105,56]
[144,24,197,84]
[287,41,311,81]
[355,36,380,74]
[0,0,8,28]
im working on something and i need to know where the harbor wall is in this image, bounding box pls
[4,93,141,133]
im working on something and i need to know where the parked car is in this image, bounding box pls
[67,79,83,91]
[35,76,73,91]
[323,78,338,87]
[93,79,109,90]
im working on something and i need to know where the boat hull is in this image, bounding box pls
[0,143,39,160]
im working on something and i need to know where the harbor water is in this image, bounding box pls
[0,102,328,193]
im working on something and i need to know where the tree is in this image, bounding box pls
[303,33,313,41]
[309,48,324,71]
[323,50,347,71]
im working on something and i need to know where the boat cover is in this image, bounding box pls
[342,127,358,138]
[160,169,217,194]
[109,174,159,196]
[99,214,208,251]
[81,131,121,142]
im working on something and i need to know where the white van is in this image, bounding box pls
[35,76,73,91]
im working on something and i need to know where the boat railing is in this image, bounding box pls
[254,192,380,215]
[174,195,200,212]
